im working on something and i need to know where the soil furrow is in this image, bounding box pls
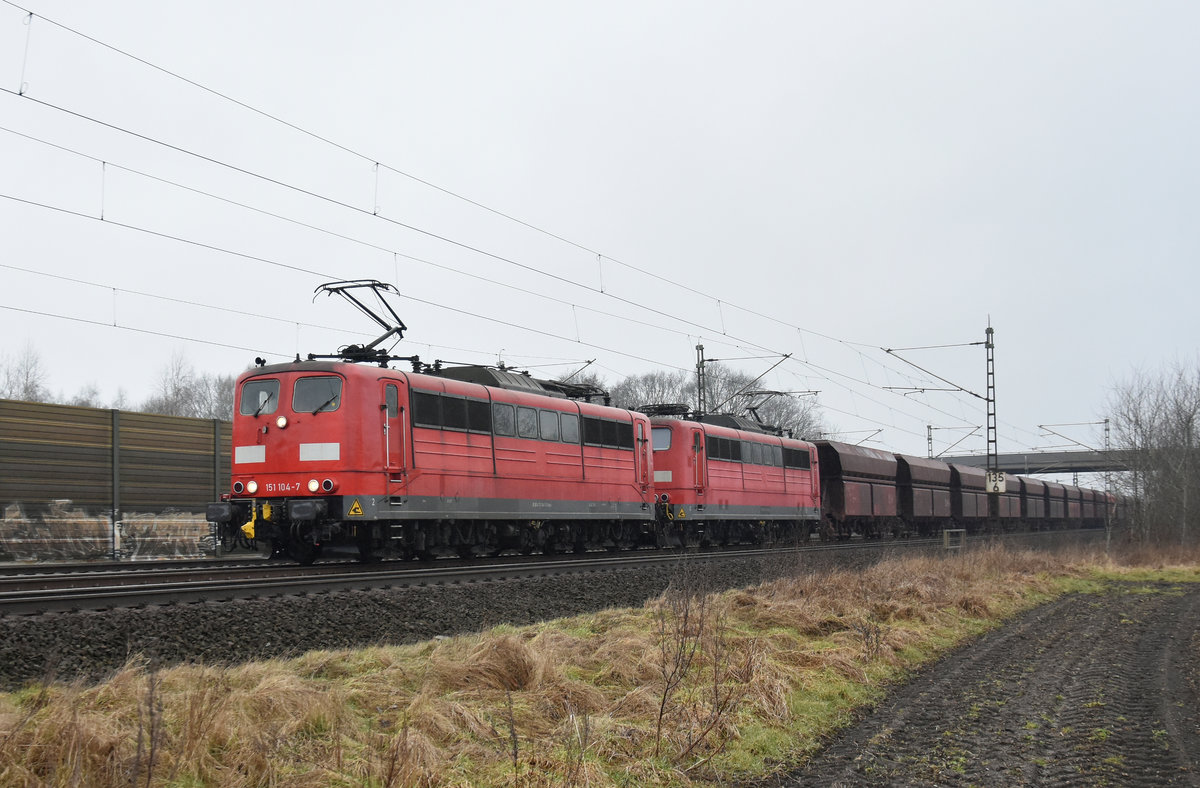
[768,583,1200,787]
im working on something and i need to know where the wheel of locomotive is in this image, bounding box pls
[288,523,321,565]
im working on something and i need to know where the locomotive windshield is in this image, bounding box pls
[293,376,343,414]
[652,427,672,450]
[240,379,280,416]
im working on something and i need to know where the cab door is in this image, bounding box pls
[691,428,707,497]
[381,381,405,485]
[636,421,650,491]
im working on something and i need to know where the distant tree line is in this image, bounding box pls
[1108,361,1200,545]
[0,344,236,421]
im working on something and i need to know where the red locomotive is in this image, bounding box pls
[206,357,659,561]
[650,411,821,545]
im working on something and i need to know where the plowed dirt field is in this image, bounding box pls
[769,582,1200,786]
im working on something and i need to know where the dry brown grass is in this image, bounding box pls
[1,541,1192,786]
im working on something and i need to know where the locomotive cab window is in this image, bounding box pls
[239,379,280,416]
[652,427,672,450]
[385,384,398,417]
[293,376,342,414]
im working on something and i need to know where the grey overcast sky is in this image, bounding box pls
[1,1,1197,464]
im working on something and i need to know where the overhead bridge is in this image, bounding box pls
[939,450,1131,475]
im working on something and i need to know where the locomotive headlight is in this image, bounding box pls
[307,479,320,493]
[233,481,244,494]
[275,416,288,429]
[322,478,336,492]
[246,480,259,494]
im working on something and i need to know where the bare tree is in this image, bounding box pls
[140,352,234,420]
[141,352,200,417]
[193,372,236,421]
[1108,361,1200,545]
[67,383,105,408]
[610,369,694,411]
[0,343,50,403]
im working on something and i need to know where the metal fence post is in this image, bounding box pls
[111,409,122,560]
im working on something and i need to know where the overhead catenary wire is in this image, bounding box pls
[0,8,1049,451]
[0,76,982,412]
[0,88,808,361]
[0,124,709,345]
[1,183,1016,447]
[0,192,694,373]
[0,0,892,352]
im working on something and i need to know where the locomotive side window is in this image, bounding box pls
[411,390,494,433]
[652,427,671,450]
[539,410,559,441]
[442,397,469,430]
[584,416,603,446]
[517,407,538,439]
[583,416,634,450]
[783,447,811,469]
[467,400,492,433]
[239,379,279,416]
[707,435,741,462]
[772,445,783,467]
[385,384,398,417]
[293,376,342,414]
[412,391,441,427]
[560,413,580,444]
[492,403,515,436]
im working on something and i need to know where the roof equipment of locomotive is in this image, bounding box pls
[306,280,420,367]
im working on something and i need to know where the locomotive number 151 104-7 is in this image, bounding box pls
[263,481,306,494]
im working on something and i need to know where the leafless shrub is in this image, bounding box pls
[851,617,885,661]
[653,572,708,757]
[504,689,520,781]
[561,705,593,787]
[129,667,164,788]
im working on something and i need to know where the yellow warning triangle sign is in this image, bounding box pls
[347,499,364,517]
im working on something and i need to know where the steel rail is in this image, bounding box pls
[0,530,1098,616]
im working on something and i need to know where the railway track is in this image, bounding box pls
[0,530,1101,617]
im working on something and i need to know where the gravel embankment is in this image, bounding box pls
[0,550,822,689]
